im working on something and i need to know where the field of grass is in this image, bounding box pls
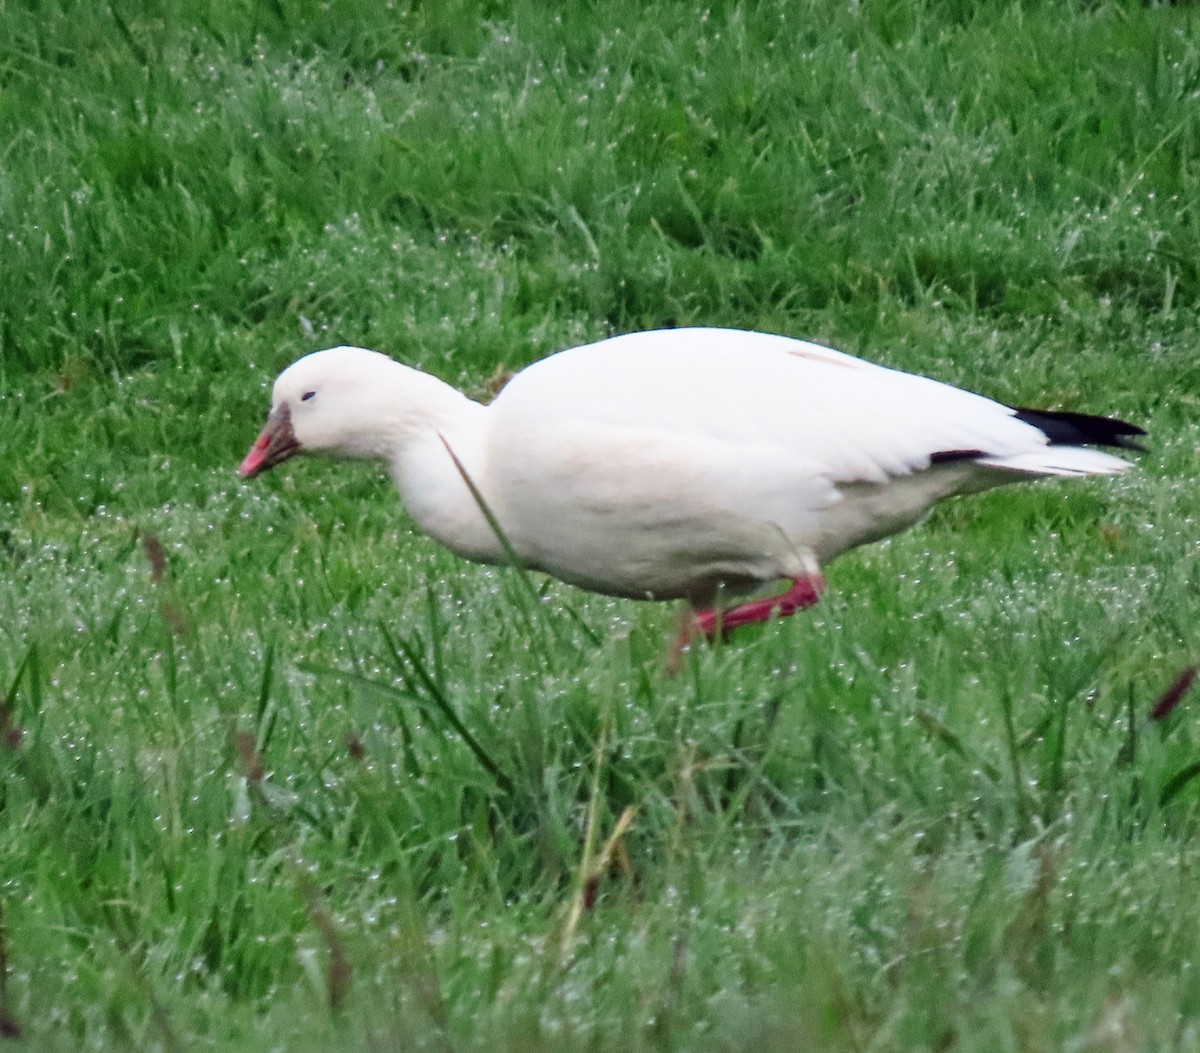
[2,0,1200,1049]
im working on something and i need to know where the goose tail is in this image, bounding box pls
[978,447,1134,478]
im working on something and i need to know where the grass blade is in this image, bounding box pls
[916,707,1002,783]
[302,644,513,797]
[377,622,513,795]
[1159,760,1200,809]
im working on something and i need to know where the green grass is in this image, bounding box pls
[2,0,1200,1049]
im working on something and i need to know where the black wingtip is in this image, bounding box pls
[1011,407,1147,452]
[929,448,988,465]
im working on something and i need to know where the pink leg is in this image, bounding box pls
[692,573,826,641]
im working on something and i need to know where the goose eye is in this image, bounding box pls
[301,391,316,402]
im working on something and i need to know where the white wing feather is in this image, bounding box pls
[480,327,1130,600]
[493,328,1071,483]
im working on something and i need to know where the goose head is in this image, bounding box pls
[240,345,484,478]
[239,346,398,477]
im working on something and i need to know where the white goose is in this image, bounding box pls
[240,327,1142,638]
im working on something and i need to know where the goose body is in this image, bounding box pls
[240,327,1142,633]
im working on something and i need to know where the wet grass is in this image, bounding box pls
[2,0,1200,1049]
